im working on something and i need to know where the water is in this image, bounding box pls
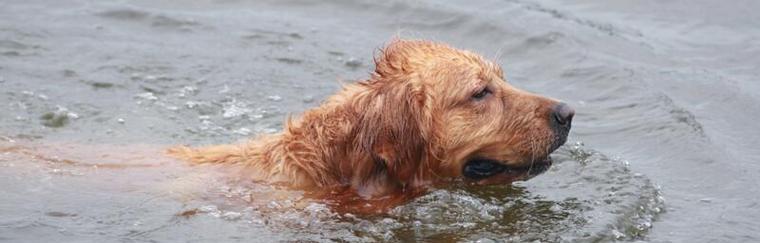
[1,0,758,242]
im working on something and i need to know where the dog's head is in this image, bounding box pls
[352,39,573,187]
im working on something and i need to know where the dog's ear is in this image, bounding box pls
[352,79,429,185]
[372,39,427,80]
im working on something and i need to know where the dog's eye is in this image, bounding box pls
[471,87,491,100]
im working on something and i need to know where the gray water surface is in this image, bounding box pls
[1,0,758,242]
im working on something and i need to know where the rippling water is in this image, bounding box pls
[1,0,758,242]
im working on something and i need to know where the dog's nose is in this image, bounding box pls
[551,103,575,127]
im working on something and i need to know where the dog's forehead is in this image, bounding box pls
[427,48,500,81]
[424,55,500,86]
[375,40,504,87]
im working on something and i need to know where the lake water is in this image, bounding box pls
[1,0,758,242]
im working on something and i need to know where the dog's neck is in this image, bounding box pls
[250,83,441,197]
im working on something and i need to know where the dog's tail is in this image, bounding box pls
[166,144,248,165]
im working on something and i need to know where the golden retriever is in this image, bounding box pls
[168,39,574,212]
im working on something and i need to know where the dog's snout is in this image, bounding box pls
[551,103,575,128]
[548,102,573,152]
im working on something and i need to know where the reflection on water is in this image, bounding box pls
[0,140,662,242]
[191,143,663,242]
[0,139,663,241]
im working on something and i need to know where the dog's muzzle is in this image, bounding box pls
[549,103,574,151]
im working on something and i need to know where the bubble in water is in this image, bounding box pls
[222,99,251,118]
[177,85,198,97]
[611,229,626,239]
[40,106,79,128]
[268,201,281,209]
[135,92,158,101]
[198,205,215,211]
[233,127,251,135]
[475,238,497,243]
[222,211,242,220]
[185,101,200,109]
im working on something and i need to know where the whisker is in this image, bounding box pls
[491,45,507,64]
[527,135,536,175]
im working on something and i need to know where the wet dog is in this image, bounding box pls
[168,39,573,212]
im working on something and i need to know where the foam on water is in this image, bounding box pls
[150,143,663,242]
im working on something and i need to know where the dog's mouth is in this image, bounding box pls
[462,157,552,185]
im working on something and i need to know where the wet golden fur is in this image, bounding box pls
[168,39,562,201]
